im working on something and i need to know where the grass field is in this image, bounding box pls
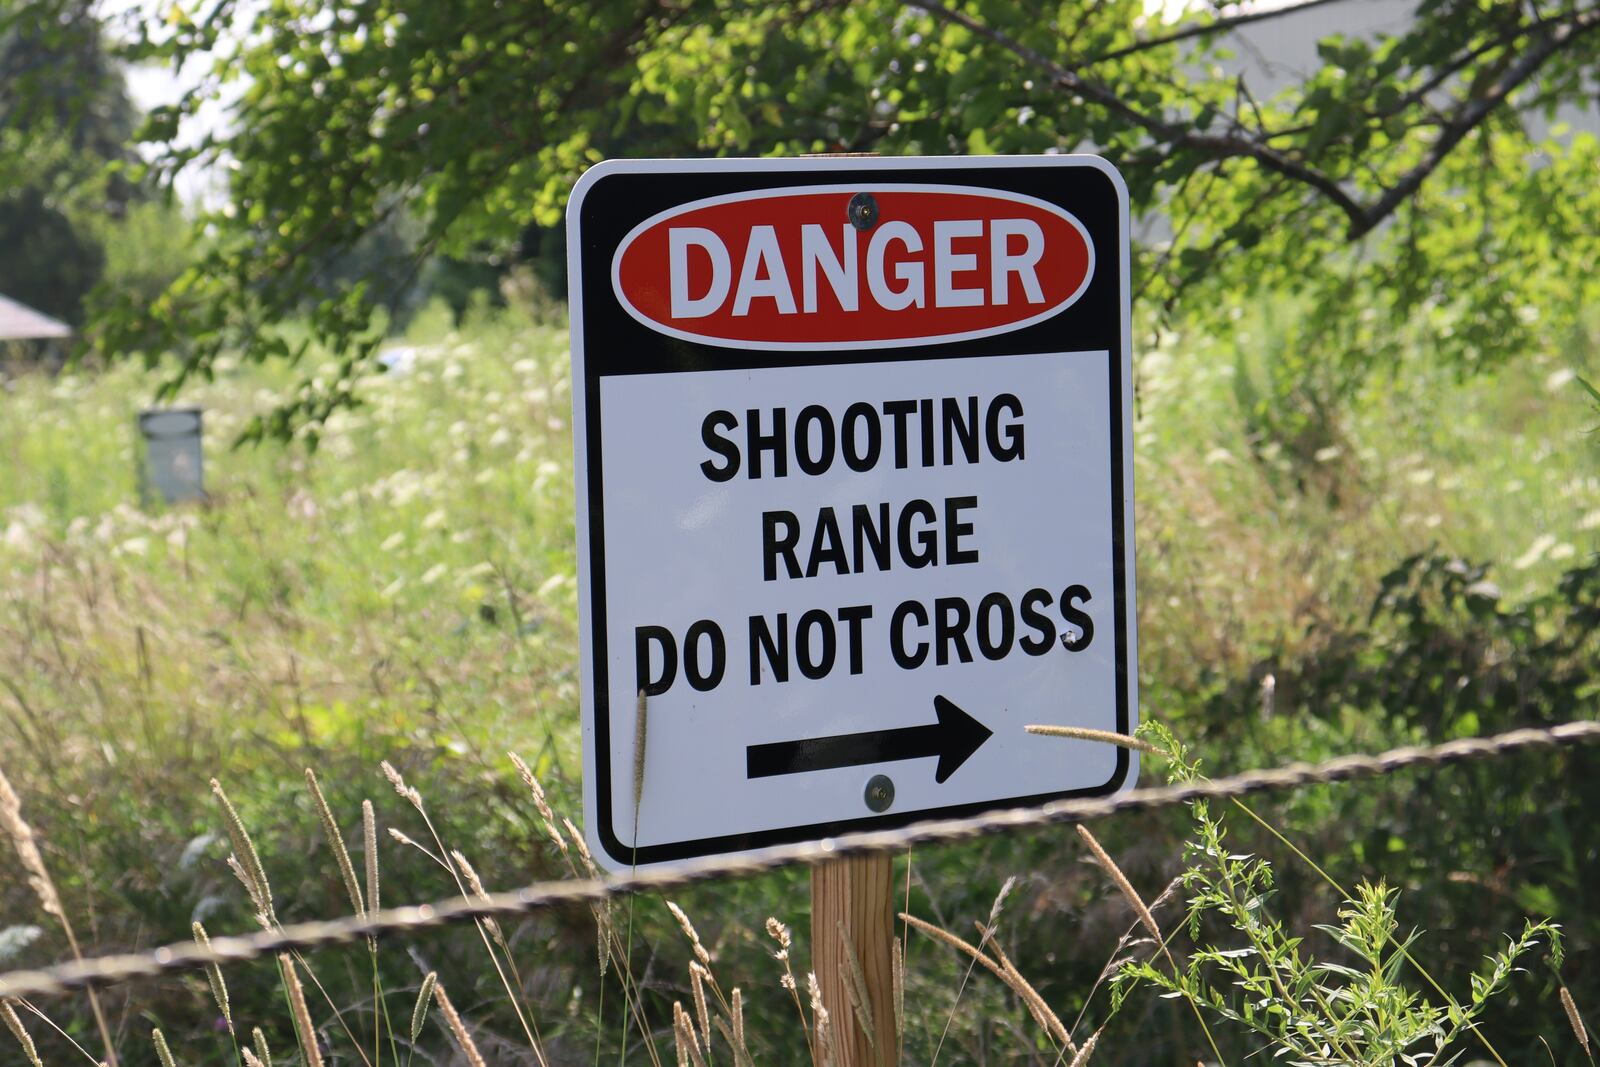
[1,298,1597,1064]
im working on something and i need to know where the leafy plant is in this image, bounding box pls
[1114,723,1564,1067]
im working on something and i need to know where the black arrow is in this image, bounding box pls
[746,696,993,784]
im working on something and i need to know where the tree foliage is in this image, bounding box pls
[0,0,137,165]
[0,0,143,324]
[5,0,1598,435]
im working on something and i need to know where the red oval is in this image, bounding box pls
[611,185,1094,350]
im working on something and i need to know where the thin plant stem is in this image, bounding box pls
[292,949,376,1067]
[1073,828,1229,1067]
[278,955,308,1067]
[399,785,549,1066]
[371,945,403,1067]
[926,919,987,1066]
[19,999,102,1066]
[618,690,647,1067]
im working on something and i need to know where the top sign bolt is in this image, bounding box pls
[847,192,879,231]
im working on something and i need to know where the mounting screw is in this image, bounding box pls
[864,774,895,813]
[847,192,879,231]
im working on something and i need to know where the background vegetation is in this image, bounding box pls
[1,293,1596,1062]
[0,0,1598,1063]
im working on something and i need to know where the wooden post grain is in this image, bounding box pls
[811,853,898,1066]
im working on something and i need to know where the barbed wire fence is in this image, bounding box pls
[1,718,1597,1001]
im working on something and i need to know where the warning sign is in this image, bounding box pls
[568,156,1137,869]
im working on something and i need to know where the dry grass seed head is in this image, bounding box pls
[386,827,445,869]
[632,689,649,815]
[411,972,438,1041]
[595,910,612,978]
[564,816,601,875]
[432,982,487,1067]
[808,972,835,1066]
[1068,1027,1101,1067]
[668,901,712,966]
[986,875,1018,933]
[673,1001,708,1067]
[508,750,553,816]
[450,850,504,945]
[241,1050,263,1067]
[280,955,324,1067]
[2,1000,43,1067]
[1562,986,1591,1055]
[305,768,364,921]
[380,761,422,810]
[732,987,746,1058]
[892,936,905,1041]
[1024,724,1160,754]
[224,854,267,926]
[451,850,489,901]
[508,751,568,854]
[766,916,792,957]
[362,799,379,918]
[0,766,64,921]
[191,921,231,1030]
[211,779,275,925]
[541,815,569,855]
[837,921,876,1050]
[386,826,425,852]
[1075,825,1161,942]
[690,961,712,1050]
[152,1028,179,1067]
[562,819,613,973]
[251,1026,272,1067]
[900,912,1004,980]
[902,909,1072,1050]
[769,917,798,997]
[986,930,1072,1051]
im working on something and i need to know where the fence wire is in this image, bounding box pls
[1,718,1597,1001]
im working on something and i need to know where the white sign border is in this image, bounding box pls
[567,154,1137,871]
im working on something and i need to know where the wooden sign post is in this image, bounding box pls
[812,854,898,1066]
[570,154,1136,1064]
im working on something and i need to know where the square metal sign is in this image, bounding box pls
[567,155,1137,870]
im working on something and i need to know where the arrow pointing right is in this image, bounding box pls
[745,696,992,784]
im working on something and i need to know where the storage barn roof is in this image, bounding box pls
[0,294,72,341]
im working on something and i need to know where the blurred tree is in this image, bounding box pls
[0,184,105,325]
[0,0,138,167]
[84,197,196,315]
[3,0,1596,435]
[0,0,141,325]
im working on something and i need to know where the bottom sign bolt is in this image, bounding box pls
[864,774,895,812]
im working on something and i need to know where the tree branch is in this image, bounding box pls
[1348,3,1600,237]
[1080,0,1351,68]
[907,0,1600,243]
[907,0,1369,226]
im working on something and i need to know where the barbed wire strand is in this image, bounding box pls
[2,718,1596,1001]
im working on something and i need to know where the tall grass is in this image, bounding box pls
[1,726,1586,1066]
[0,298,1596,1062]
